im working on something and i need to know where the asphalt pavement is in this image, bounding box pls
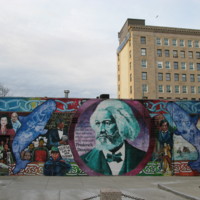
[0,176,199,200]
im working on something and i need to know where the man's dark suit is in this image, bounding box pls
[81,141,146,175]
[46,128,68,149]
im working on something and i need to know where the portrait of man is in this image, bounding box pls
[11,112,21,133]
[43,146,71,176]
[80,100,146,175]
[158,120,173,149]
[46,119,68,149]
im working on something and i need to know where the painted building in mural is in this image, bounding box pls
[0,97,199,176]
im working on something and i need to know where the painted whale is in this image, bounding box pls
[12,99,56,174]
[166,102,200,172]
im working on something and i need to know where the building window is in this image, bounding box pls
[173,50,178,58]
[130,62,131,70]
[141,48,146,56]
[180,51,185,58]
[157,61,163,69]
[181,62,186,70]
[188,51,193,58]
[166,85,171,93]
[174,73,179,81]
[164,38,169,46]
[142,72,147,80]
[197,63,200,71]
[198,74,200,82]
[174,62,178,69]
[191,86,196,94]
[142,84,148,92]
[165,50,170,57]
[130,74,132,81]
[175,85,180,93]
[198,86,200,93]
[140,36,146,44]
[188,40,193,47]
[182,74,187,82]
[129,50,131,58]
[190,74,195,82]
[130,86,132,94]
[158,85,164,93]
[156,38,161,45]
[182,86,187,93]
[141,60,147,68]
[196,52,200,59]
[195,40,199,48]
[157,49,162,57]
[172,39,177,46]
[165,61,170,69]
[180,39,185,47]
[118,74,120,81]
[189,62,194,70]
[158,73,163,81]
[166,73,171,81]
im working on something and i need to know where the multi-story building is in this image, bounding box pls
[117,18,200,100]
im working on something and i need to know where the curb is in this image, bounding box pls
[158,184,200,200]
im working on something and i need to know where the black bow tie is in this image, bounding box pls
[106,152,122,163]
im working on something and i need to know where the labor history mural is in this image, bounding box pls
[0,97,199,176]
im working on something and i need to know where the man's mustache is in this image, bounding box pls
[96,131,119,140]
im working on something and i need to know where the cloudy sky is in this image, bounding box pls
[0,0,200,98]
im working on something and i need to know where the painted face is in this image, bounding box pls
[57,122,64,130]
[24,152,31,160]
[93,110,123,150]
[29,143,34,150]
[161,122,168,132]
[51,152,60,160]
[1,117,8,126]
[4,144,9,151]
[11,113,18,122]
[39,140,44,147]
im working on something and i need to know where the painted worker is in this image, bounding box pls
[81,100,146,175]
[43,146,71,176]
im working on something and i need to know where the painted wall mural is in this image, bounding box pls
[0,97,199,176]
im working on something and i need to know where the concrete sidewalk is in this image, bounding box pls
[0,176,199,200]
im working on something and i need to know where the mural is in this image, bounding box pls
[0,97,199,176]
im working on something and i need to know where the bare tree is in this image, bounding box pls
[0,83,10,97]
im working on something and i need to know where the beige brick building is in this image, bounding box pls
[117,18,200,100]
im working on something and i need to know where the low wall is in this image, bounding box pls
[0,97,199,176]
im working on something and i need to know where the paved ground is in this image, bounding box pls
[0,176,199,200]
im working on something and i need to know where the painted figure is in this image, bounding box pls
[43,146,71,176]
[21,151,32,161]
[0,115,15,147]
[32,138,49,162]
[11,112,21,133]
[2,143,14,165]
[166,102,200,172]
[158,120,173,149]
[46,119,68,149]
[12,99,56,174]
[163,143,172,173]
[81,100,146,175]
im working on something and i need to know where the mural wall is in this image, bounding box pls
[0,97,199,176]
